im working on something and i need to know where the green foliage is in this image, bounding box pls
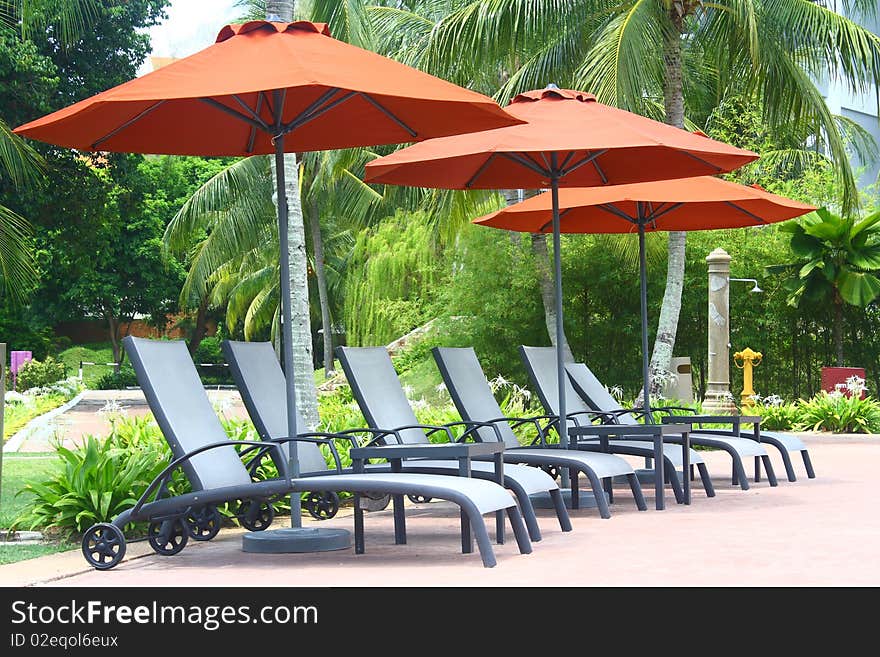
[795,392,880,434]
[192,336,234,385]
[750,401,802,431]
[14,434,170,536]
[344,210,445,346]
[93,366,137,390]
[15,355,66,390]
[3,392,69,438]
[436,224,546,385]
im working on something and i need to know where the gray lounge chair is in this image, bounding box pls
[80,337,531,570]
[224,339,566,542]
[565,360,815,483]
[337,345,643,519]
[520,346,777,490]
[433,346,657,515]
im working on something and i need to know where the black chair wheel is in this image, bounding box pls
[147,519,189,556]
[541,464,560,480]
[82,523,126,570]
[239,499,275,531]
[359,491,392,512]
[407,494,432,504]
[184,505,222,541]
[303,491,340,520]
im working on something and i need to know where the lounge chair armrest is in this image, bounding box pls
[132,440,287,517]
[334,427,404,446]
[274,435,344,473]
[388,423,457,444]
[442,419,503,444]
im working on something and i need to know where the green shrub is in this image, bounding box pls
[795,392,880,433]
[14,435,173,535]
[15,356,67,391]
[751,401,801,431]
[193,336,233,384]
[94,366,138,390]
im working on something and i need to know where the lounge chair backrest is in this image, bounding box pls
[123,336,252,491]
[432,347,519,448]
[519,346,594,422]
[335,346,427,445]
[565,362,639,425]
[222,340,327,475]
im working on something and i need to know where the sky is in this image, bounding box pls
[137,0,242,76]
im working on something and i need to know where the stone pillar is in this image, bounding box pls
[703,248,736,413]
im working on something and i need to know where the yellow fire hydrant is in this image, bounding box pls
[734,347,763,406]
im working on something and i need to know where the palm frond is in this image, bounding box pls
[0,204,37,304]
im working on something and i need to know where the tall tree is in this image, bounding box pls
[370,0,880,397]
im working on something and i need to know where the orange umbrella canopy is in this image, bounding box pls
[473,176,816,233]
[13,21,521,155]
[364,88,758,188]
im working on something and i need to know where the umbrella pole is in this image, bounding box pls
[241,136,351,554]
[550,167,567,457]
[274,135,303,528]
[638,221,651,420]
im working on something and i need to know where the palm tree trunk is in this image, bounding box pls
[308,197,335,377]
[267,0,319,427]
[530,233,575,362]
[187,296,210,355]
[646,12,687,399]
[834,294,844,366]
[501,189,575,360]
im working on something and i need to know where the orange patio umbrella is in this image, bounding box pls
[364,87,759,468]
[473,175,816,426]
[14,20,522,551]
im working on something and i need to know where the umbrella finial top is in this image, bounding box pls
[216,20,331,43]
[511,87,596,105]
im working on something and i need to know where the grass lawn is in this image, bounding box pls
[0,452,57,530]
[57,342,116,388]
[3,393,70,440]
[0,453,73,565]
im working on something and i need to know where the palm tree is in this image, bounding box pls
[369,0,880,397]
[770,207,880,366]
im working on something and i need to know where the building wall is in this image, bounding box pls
[822,6,880,189]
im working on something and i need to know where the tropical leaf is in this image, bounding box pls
[837,269,880,306]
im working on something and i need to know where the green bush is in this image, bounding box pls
[14,434,173,536]
[94,366,138,390]
[795,392,880,433]
[15,356,67,391]
[193,336,233,384]
[751,401,801,431]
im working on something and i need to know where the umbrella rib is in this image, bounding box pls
[231,94,271,130]
[591,159,608,184]
[597,203,638,224]
[724,200,766,224]
[90,100,166,149]
[680,150,723,172]
[275,87,340,133]
[560,149,608,177]
[500,152,550,177]
[284,91,358,134]
[200,98,270,134]
[246,93,264,154]
[539,207,574,233]
[559,152,576,171]
[358,93,418,138]
[465,153,498,189]
[646,202,684,223]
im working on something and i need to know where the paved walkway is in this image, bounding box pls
[6,389,251,453]
[2,433,878,587]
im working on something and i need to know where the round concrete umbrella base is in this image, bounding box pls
[529,489,607,510]
[242,527,351,553]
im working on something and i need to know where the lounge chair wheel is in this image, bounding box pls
[540,464,560,480]
[239,499,275,531]
[184,505,222,541]
[359,492,392,512]
[148,519,189,556]
[406,494,432,504]
[303,491,340,520]
[82,523,126,570]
